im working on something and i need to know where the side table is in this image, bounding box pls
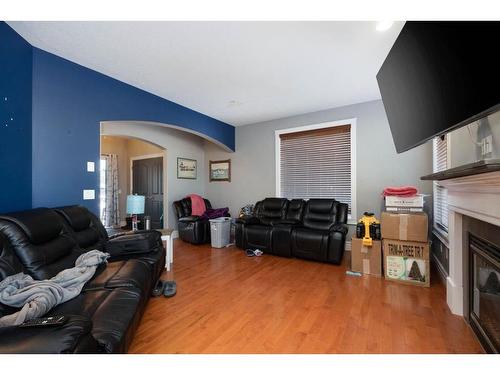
[159,229,174,271]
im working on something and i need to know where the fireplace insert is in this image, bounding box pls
[469,234,500,353]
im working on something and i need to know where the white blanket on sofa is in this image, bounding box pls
[0,250,109,327]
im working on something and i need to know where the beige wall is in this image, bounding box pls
[100,135,163,224]
[101,122,207,230]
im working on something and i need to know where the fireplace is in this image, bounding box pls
[468,234,500,353]
[422,167,500,353]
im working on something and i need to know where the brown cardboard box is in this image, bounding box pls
[382,239,430,287]
[351,237,382,276]
[381,211,428,242]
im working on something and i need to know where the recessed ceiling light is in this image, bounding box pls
[376,21,394,32]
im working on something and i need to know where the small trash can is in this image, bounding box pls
[209,217,232,248]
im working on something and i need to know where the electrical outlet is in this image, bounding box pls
[83,190,95,200]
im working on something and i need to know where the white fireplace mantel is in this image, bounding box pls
[438,170,500,315]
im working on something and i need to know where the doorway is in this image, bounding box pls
[100,135,167,229]
[130,154,164,229]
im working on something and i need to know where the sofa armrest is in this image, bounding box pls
[235,215,261,225]
[329,223,348,235]
[108,229,159,239]
[0,315,99,354]
[178,215,202,223]
[106,230,162,258]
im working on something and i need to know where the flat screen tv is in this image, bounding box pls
[377,21,500,153]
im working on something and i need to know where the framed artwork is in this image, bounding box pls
[209,159,231,182]
[177,157,197,179]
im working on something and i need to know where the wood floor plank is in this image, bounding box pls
[128,240,484,354]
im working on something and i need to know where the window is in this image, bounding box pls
[432,135,449,233]
[276,120,356,219]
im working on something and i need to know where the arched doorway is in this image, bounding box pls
[100,133,167,230]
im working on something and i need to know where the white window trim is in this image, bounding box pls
[274,118,357,224]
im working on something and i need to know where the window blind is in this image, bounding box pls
[433,135,449,232]
[279,124,352,214]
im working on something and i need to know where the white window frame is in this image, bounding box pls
[432,135,451,237]
[275,118,357,224]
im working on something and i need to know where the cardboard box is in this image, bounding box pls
[385,194,424,208]
[381,211,428,242]
[351,237,382,276]
[382,239,430,287]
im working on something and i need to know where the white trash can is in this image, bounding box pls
[209,217,232,248]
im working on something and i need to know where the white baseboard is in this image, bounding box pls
[172,230,179,239]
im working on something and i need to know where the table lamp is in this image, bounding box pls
[126,194,145,231]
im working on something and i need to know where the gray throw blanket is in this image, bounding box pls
[0,250,109,327]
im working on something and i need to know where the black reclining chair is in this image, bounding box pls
[173,197,213,244]
[291,199,348,264]
[0,207,165,353]
[235,198,348,264]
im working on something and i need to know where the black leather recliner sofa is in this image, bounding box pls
[0,205,165,354]
[235,198,348,264]
[173,197,229,244]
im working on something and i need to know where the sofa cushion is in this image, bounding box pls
[245,224,272,251]
[51,288,142,353]
[302,199,337,231]
[258,198,288,226]
[0,220,83,280]
[0,233,24,281]
[85,259,152,296]
[0,208,63,245]
[55,206,106,251]
[291,227,329,262]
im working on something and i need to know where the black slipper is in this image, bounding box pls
[152,280,165,297]
[163,281,177,298]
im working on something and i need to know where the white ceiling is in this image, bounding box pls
[8,21,403,126]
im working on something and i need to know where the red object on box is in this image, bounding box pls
[382,186,418,197]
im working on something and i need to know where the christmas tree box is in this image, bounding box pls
[350,237,382,276]
[382,239,430,287]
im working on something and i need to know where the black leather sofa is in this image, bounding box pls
[0,206,165,354]
[235,198,348,264]
[173,197,223,244]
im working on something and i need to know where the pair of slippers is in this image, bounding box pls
[152,280,177,297]
[246,249,263,257]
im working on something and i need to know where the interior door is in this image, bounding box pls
[132,157,163,229]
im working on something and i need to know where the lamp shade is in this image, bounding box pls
[126,195,145,215]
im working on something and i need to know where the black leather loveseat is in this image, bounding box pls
[235,198,348,264]
[0,206,165,354]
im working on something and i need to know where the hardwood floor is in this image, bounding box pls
[128,240,483,354]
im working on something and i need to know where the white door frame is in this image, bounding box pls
[130,152,168,229]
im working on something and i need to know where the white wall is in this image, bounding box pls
[204,100,433,227]
[101,121,206,230]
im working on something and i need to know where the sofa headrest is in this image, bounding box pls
[55,205,91,232]
[261,198,288,211]
[0,208,63,245]
[0,233,24,280]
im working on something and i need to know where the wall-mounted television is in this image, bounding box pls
[377,21,500,153]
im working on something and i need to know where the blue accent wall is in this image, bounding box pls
[0,22,32,212]
[30,47,235,214]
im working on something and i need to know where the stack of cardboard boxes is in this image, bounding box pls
[381,211,430,287]
[350,195,430,287]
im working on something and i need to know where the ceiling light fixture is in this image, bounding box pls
[376,21,394,32]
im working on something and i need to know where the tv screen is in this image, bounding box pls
[377,21,500,153]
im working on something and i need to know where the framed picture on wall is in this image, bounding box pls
[177,157,197,179]
[209,159,231,182]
